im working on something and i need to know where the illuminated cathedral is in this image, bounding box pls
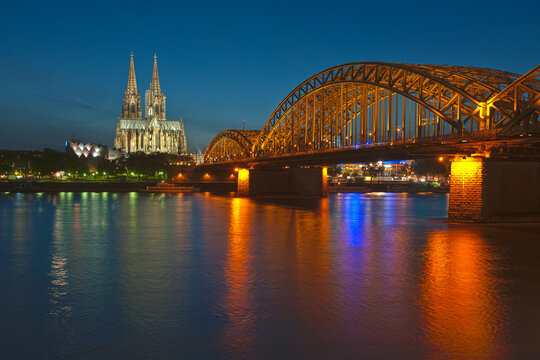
[114,53,187,154]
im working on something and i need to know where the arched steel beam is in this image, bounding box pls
[202,62,539,164]
[204,129,258,161]
[257,81,464,152]
[252,62,525,151]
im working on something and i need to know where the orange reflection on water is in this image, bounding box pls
[290,198,334,334]
[221,197,255,354]
[420,228,503,359]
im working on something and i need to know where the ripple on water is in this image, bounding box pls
[0,192,539,359]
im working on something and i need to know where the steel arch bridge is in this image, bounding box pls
[204,129,260,162]
[204,62,540,164]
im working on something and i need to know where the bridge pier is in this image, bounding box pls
[448,155,540,222]
[237,167,327,197]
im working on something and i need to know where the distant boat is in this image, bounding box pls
[140,181,196,193]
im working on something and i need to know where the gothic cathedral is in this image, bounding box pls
[114,53,187,154]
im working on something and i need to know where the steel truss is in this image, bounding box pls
[204,130,260,162]
[204,62,540,163]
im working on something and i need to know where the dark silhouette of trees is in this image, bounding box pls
[0,149,194,180]
[411,158,450,177]
[0,149,88,177]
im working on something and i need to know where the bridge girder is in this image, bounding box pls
[204,62,540,163]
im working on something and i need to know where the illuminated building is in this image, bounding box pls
[114,53,188,155]
[193,150,205,165]
[65,139,123,160]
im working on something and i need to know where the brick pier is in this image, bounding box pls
[449,155,540,222]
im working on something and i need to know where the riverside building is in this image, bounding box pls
[114,53,187,155]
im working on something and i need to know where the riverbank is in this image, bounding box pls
[0,180,158,193]
[328,182,449,193]
[0,180,449,194]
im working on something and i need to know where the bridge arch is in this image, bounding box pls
[204,62,540,163]
[253,62,540,156]
[204,129,260,162]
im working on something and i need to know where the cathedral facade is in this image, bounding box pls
[114,53,187,155]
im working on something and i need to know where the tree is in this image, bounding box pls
[123,152,169,178]
[411,158,450,178]
[327,165,343,178]
[97,158,123,177]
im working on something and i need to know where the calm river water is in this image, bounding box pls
[1,192,539,359]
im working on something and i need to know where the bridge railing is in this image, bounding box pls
[205,125,540,164]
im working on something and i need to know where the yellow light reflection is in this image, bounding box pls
[48,255,71,317]
[49,195,72,319]
[292,198,332,330]
[222,197,255,353]
[420,228,503,359]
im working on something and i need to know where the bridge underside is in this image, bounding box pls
[237,168,327,197]
[200,62,540,222]
[198,132,540,170]
[193,155,540,222]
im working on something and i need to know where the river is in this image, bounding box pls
[1,192,539,359]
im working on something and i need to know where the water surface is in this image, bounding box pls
[1,192,539,359]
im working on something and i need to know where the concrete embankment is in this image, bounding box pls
[0,181,158,193]
[0,181,447,194]
[328,182,448,193]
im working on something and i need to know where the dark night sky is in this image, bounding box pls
[1,0,538,152]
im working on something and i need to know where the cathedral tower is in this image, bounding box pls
[115,53,187,155]
[121,53,142,120]
[145,54,166,120]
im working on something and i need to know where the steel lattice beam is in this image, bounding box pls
[204,62,540,164]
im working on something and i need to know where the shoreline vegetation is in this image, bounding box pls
[0,180,158,193]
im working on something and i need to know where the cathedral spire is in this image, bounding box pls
[121,52,142,120]
[151,53,160,92]
[127,52,137,92]
[146,53,166,120]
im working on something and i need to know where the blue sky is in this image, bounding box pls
[1,0,538,152]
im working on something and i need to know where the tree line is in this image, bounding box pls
[0,149,193,179]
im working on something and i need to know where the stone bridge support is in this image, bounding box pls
[237,167,327,197]
[449,155,540,222]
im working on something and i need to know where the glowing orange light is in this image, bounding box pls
[322,167,328,195]
[237,169,250,196]
[477,102,488,118]
[438,157,444,162]
[222,197,254,350]
[238,169,249,182]
[451,159,482,178]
